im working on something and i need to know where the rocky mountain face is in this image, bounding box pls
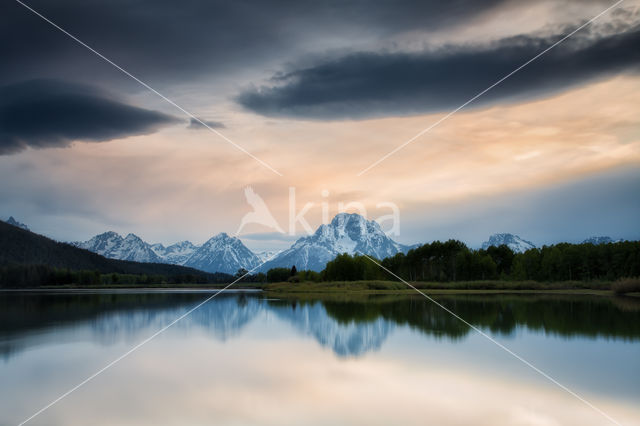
[260,213,408,271]
[481,233,536,253]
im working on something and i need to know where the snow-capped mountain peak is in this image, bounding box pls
[481,233,536,253]
[261,213,408,271]
[205,232,231,244]
[183,233,260,274]
[75,231,161,263]
[77,231,123,254]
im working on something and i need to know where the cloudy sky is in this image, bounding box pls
[0,0,639,250]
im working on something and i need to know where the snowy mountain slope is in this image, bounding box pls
[73,231,123,257]
[270,301,393,357]
[74,231,162,263]
[481,233,536,253]
[118,233,163,262]
[183,233,261,274]
[150,240,198,265]
[256,250,281,263]
[5,216,29,231]
[74,231,259,274]
[260,213,408,271]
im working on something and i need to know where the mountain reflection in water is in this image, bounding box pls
[1,291,639,360]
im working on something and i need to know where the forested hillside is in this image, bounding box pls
[0,221,231,287]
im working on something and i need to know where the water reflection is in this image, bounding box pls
[1,291,639,426]
[269,300,394,356]
[1,291,639,360]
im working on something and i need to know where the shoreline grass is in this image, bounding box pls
[4,279,636,297]
[263,279,615,293]
[612,277,640,295]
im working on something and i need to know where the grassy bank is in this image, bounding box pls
[263,280,619,294]
[262,289,640,313]
[32,282,264,290]
[6,279,638,297]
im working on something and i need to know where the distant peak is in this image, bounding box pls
[582,236,619,245]
[6,216,29,230]
[481,233,535,253]
[205,232,234,244]
[332,212,364,219]
[97,231,121,238]
[330,212,366,225]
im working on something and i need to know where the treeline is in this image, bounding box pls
[265,266,321,283]
[0,264,232,288]
[269,240,640,283]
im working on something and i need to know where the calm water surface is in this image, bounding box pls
[0,290,639,425]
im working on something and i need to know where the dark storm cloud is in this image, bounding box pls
[0,0,525,85]
[237,26,640,119]
[188,118,225,130]
[0,80,179,154]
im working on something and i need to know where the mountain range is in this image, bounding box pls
[5,215,626,275]
[73,232,260,275]
[71,213,406,273]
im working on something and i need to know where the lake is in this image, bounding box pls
[1,290,639,425]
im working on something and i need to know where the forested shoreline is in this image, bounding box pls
[261,241,638,283]
[328,240,640,282]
